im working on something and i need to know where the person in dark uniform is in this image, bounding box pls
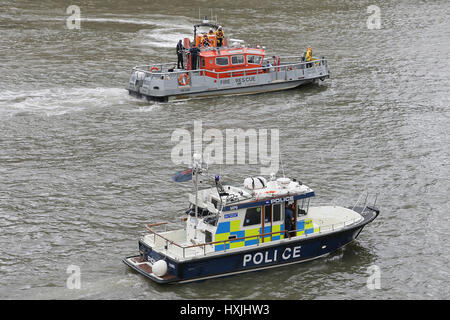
[284,202,294,238]
[176,40,184,69]
[189,45,200,70]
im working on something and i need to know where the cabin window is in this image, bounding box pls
[298,199,308,216]
[264,205,272,223]
[216,57,229,66]
[273,203,281,221]
[231,55,245,65]
[205,231,212,243]
[243,207,261,226]
[201,58,205,68]
[247,55,262,65]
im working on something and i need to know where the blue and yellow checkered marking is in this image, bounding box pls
[271,224,283,241]
[215,220,287,251]
[214,219,242,251]
[214,218,319,252]
[296,218,320,236]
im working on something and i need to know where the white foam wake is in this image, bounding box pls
[0,87,129,117]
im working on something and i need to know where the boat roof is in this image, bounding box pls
[189,177,315,213]
[199,47,265,57]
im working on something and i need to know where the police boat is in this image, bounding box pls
[127,17,330,102]
[123,155,379,284]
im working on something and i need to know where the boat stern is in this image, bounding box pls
[123,254,179,284]
[122,239,180,284]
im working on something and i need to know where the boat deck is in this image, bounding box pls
[126,256,177,282]
[141,205,363,261]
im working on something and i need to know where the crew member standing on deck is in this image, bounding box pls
[189,45,200,70]
[305,46,313,68]
[284,203,295,238]
[215,26,224,47]
[176,40,184,69]
[305,47,312,61]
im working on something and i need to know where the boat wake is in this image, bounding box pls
[139,27,192,49]
[0,87,130,117]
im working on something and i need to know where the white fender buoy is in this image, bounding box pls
[152,260,168,277]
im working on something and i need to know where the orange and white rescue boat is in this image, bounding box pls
[127,18,330,102]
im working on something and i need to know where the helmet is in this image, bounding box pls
[218,26,222,30]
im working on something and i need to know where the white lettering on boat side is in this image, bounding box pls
[234,76,256,85]
[270,196,294,204]
[242,246,301,266]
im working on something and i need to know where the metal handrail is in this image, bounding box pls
[134,54,323,69]
[351,192,380,216]
[351,191,366,211]
[145,214,361,258]
[133,57,327,78]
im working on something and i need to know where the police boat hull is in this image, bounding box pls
[123,168,379,285]
[123,206,378,284]
[123,208,378,283]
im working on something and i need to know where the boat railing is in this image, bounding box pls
[190,216,363,255]
[132,57,327,87]
[351,191,379,216]
[145,213,362,259]
[312,191,379,213]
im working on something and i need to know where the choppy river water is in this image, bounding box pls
[0,0,449,299]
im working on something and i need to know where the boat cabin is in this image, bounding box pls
[183,21,266,78]
[198,48,266,78]
[186,176,319,252]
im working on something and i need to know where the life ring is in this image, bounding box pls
[178,73,190,86]
[265,190,276,194]
[150,66,159,72]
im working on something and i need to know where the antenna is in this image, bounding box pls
[192,153,203,239]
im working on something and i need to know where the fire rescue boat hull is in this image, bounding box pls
[123,205,378,284]
[127,52,330,103]
[128,77,324,102]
